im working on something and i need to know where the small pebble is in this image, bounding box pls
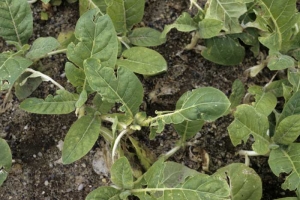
[33,154,36,158]
[38,152,43,157]
[44,180,49,186]
[78,184,84,191]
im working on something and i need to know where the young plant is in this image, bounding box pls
[86,156,262,200]
[162,0,299,70]
[228,68,300,197]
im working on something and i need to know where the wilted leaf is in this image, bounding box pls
[62,115,101,164]
[14,72,42,100]
[117,47,167,75]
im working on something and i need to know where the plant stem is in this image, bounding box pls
[25,68,65,90]
[27,0,37,3]
[99,127,114,143]
[112,129,128,162]
[160,144,182,161]
[47,48,67,56]
[238,150,261,166]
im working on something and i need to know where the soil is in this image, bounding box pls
[0,0,297,199]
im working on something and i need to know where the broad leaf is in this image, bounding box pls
[269,143,300,191]
[265,79,291,97]
[267,53,295,71]
[228,105,270,155]
[85,58,143,117]
[248,86,277,116]
[255,0,298,52]
[0,54,33,90]
[117,47,167,75]
[201,36,245,66]
[20,90,78,114]
[79,0,107,15]
[14,72,42,100]
[173,119,205,140]
[133,160,230,199]
[106,0,145,34]
[111,157,133,189]
[65,62,85,87]
[213,163,262,200]
[229,79,245,109]
[204,0,253,33]
[26,37,60,60]
[86,186,121,200]
[92,93,114,114]
[75,89,88,108]
[236,28,260,56]
[278,91,300,123]
[151,87,230,137]
[128,27,166,47]
[67,10,118,68]
[0,138,12,186]
[62,115,101,164]
[0,0,33,45]
[273,115,300,145]
[161,12,197,38]
[198,19,223,39]
[288,68,300,92]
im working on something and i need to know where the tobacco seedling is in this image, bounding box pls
[162,0,299,71]
[86,157,262,200]
[228,68,300,198]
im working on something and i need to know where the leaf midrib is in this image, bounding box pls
[5,0,21,45]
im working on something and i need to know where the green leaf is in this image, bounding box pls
[278,91,300,123]
[75,89,88,108]
[151,87,230,137]
[0,0,33,45]
[26,37,60,60]
[173,119,204,140]
[14,72,42,99]
[85,58,143,117]
[236,28,260,56]
[20,90,78,114]
[255,0,298,52]
[229,79,245,109]
[288,68,300,92]
[111,157,133,189]
[198,19,223,39]
[62,115,101,164]
[57,30,76,49]
[273,115,300,145]
[265,79,291,97]
[201,36,245,66]
[106,0,145,34]
[92,93,114,114]
[248,86,277,116]
[128,27,166,47]
[65,62,85,87]
[267,53,295,70]
[79,0,107,16]
[161,12,197,38]
[204,0,253,33]
[0,54,33,90]
[0,138,12,186]
[228,105,270,155]
[134,160,229,199]
[117,47,167,75]
[86,186,121,200]
[269,143,300,191]
[213,163,262,200]
[67,11,118,68]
